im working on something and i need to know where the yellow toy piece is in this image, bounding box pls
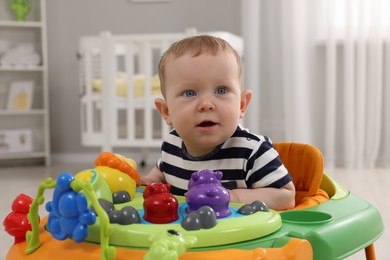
[94,152,141,186]
[75,169,113,202]
[75,152,140,202]
[95,165,137,199]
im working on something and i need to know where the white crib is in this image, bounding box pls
[78,29,244,162]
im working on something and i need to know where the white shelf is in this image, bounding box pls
[0,151,47,160]
[0,66,45,72]
[0,109,46,115]
[0,0,50,165]
[0,20,43,28]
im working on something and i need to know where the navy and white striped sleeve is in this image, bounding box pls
[246,136,292,188]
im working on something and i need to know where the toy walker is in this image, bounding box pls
[3,143,384,260]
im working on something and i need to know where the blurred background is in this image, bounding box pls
[0,0,388,169]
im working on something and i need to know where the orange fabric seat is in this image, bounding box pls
[273,142,329,210]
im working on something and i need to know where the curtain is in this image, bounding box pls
[242,0,390,169]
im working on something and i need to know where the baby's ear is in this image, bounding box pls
[155,98,172,125]
[240,90,252,118]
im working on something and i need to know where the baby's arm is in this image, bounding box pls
[228,181,295,211]
[140,166,167,185]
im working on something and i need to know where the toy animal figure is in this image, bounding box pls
[46,173,96,242]
[3,194,36,243]
[186,169,231,218]
[143,229,197,260]
[143,183,179,224]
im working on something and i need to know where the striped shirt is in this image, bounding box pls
[157,126,292,196]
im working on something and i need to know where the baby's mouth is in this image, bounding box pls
[197,121,217,127]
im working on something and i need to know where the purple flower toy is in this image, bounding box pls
[186,169,231,218]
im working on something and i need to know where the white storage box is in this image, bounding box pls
[0,129,32,153]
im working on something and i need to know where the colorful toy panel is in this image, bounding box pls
[3,149,385,260]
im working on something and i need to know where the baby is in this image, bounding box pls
[141,35,295,210]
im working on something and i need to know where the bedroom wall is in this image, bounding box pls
[46,0,242,163]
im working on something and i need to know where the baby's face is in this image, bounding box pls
[161,50,248,157]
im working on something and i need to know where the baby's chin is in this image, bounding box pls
[185,139,227,157]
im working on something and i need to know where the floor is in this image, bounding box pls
[0,164,388,260]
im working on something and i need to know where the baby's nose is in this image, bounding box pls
[197,95,215,111]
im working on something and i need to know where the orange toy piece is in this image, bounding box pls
[94,152,140,185]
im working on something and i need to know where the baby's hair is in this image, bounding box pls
[158,35,243,96]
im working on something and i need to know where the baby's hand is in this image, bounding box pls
[228,189,240,203]
[140,177,152,186]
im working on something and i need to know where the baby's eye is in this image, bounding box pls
[215,86,228,94]
[183,90,196,97]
